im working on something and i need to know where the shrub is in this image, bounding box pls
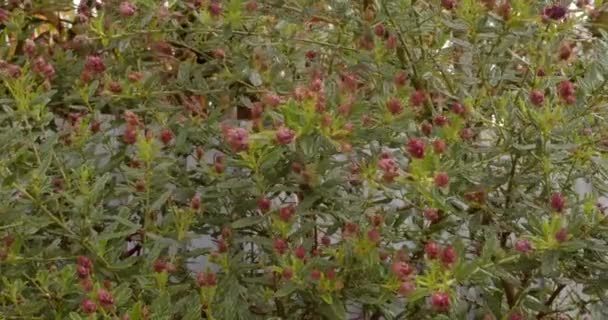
[2,0,608,319]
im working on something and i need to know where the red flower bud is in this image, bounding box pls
[245,0,258,11]
[254,197,270,214]
[434,172,450,188]
[208,1,222,17]
[294,245,306,260]
[374,23,386,37]
[90,120,102,133]
[281,267,293,280]
[509,312,524,320]
[433,114,449,127]
[97,289,115,307]
[305,50,317,60]
[421,122,433,136]
[77,265,90,279]
[407,138,425,159]
[371,214,384,227]
[409,90,426,107]
[159,128,174,146]
[197,272,217,287]
[441,0,456,10]
[191,193,201,210]
[555,228,569,243]
[310,269,321,280]
[424,208,440,222]
[321,235,331,246]
[558,80,575,99]
[386,34,397,50]
[550,192,566,213]
[386,98,403,115]
[459,127,474,141]
[153,259,168,273]
[123,126,137,145]
[536,68,546,77]
[343,222,359,237]
[451,102,466,116]
[325,268,337,280]
[78,256,93,269]
[85,55,105,74]
[279,205,295,222]
[394,71,408,87]
[367,228,381,243]
[425,241,440,259]
[529,90,544,106]
[543,5,567,21]
[433,139,447,154]
[273,238,288,255]
[440,245,457,266]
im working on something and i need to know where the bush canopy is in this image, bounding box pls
[2,0,608,319]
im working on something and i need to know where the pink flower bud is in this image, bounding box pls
[515,239,533,253]
[81,299,97,314]
[398,281,415,296]
[530,90,544,106]
[97,289,115,307]
[119,1,136,17]
[276,127,296,145]
[430,292,450,311]
[391,261,413,279]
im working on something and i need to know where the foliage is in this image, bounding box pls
[2,0,608,319]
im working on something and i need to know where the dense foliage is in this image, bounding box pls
[3,0,608,319]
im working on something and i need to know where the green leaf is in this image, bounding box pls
[275,282,298,297]
[68,312,84,320]
[318,300,346,320]
[231,216,265,229]
[151,189,173,211]
[406,288,430,303]
[541,251,560,276]
[113,283,133,307]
